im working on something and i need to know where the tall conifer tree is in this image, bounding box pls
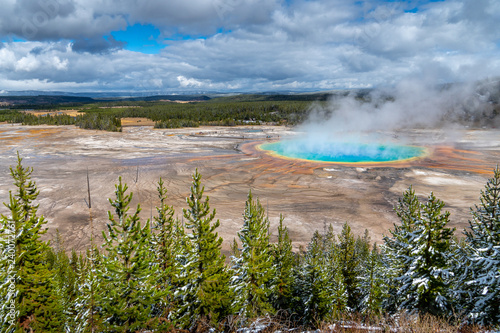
[98,177,163,332]
[461,167,500,326]
[231,191,274,320]
[175,169,231,329]
[271,215,295,314]
[323,224,348,319]
[337,222,362,311]
[0,153,64,332]
[294,231,336,326]
[359,244,386,317]
[46,231,79,332]
[382,185,421,313]
[384,188,455,317]
[74,245,102,333]
[151,177,179,324]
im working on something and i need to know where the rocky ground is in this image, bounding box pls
[0,123,498,255]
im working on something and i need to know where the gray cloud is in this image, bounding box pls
[0,0,126,50]
[71,36,125,54]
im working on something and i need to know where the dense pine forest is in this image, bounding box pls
[0,154,499,332]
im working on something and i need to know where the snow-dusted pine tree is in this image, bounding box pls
[461,167,500,326]
[271,215,295,314]
[337,222,362,311]
[74,245,102,333]
[46,231,80,332]
[0,153,64,332]
[382,185,421,313]
[359,244,386,317]
[328,250,348,320]
[98,177,164,332]
[150,177,179,325]
[293,231,337,326]
[231,191,274,321]
[386,188,455,317]
[321,224,348,318]
[175,169,232,329]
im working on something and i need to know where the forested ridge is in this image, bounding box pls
[0,155,499,332]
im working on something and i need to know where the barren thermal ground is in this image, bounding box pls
[0,124,498,254]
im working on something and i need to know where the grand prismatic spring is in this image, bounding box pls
[259,139,427,163]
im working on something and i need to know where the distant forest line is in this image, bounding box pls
[1,85,499,132]
[0,94,335,131]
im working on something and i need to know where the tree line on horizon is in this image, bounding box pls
[0,100,313,131]
[0,155,499,332]
[2,89,500,131]
[0,112,122,132]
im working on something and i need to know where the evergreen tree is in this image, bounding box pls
[231,191,274,320]
[74,245,103,333]
[386,188,455,317]
[382,185,421,313]
[359,244,386,317]
[98,177,163,332]
[151,178,178,325]
[323,224,348,319]
[330,254,348,320]
[449,236,469,319]
[461,167,500,326]
[355,229,372,264]
[337,222,362,311]
[293,231,336,326]
[175,169,232,329]
[0,153,64,332]
[230,238,240,258]
[271,215,295,315]
[46,231,79,332]
[414,192,455,316]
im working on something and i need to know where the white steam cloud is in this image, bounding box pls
[298,77,500,144]
[272,77,500,161]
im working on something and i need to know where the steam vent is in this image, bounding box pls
[259,139,427,163]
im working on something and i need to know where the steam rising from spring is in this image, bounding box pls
[301,78,499,138]
[267,78,499,163]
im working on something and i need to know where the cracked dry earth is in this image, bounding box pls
[0,123,498,255]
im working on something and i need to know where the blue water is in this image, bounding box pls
[260,140,425,163]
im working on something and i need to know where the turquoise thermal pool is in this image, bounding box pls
[259,140,426,163]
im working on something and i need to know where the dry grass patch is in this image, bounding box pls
[21,109,82,117]
[121,117,156,127]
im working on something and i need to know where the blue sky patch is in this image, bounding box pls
[112,24,163,54]
[1,36,27,43]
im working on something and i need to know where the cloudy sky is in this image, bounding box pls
[0,0,499,93]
